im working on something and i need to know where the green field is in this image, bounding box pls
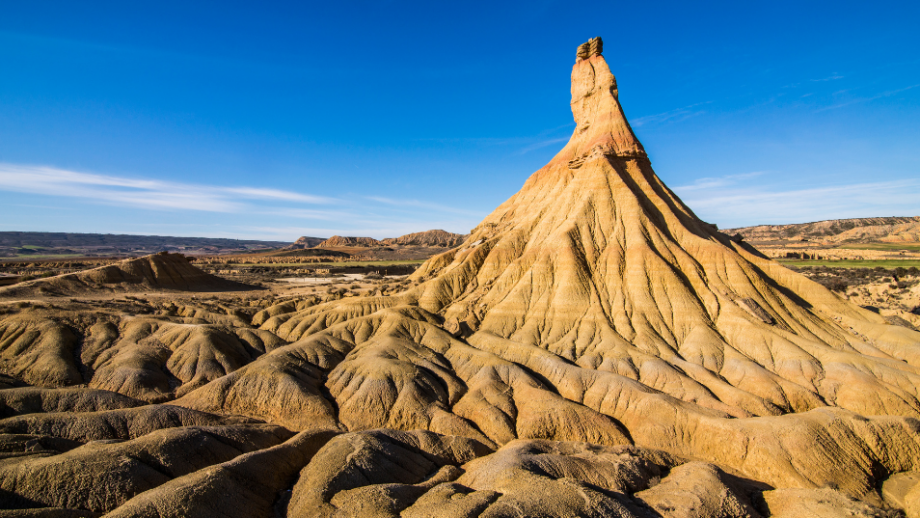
[241,248,282,254]
[777,258,920,269]
[1,253,85,261]
[836,243,920,251]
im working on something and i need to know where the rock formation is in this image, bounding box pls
[576,36,603,62]
[288,236,327,249]
[0,252,252,298]
[727,216,920,244]
[381,229,468,247]
[316,235,382,248]
[0,39,919,517]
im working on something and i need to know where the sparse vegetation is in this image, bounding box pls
[778,259,920,269]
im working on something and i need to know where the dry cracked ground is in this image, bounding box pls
[1,45,920,518]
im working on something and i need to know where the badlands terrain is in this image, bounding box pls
[726,217,920,264]
[2,40,920,517]
[727,217,920,245]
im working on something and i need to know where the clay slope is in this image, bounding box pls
[728,216,920,243]
[316,235,381,248]
[2,40,920,517]
[0,252,253,297]
[382,229,468,247]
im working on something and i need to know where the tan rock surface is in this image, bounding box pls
[727,216,920,244]
[882,470,920,510]
[286,429,492,518]
[0,252,253,298]
[290,236,327,248]
[0,405,255,442]
[761,488,893,517]
[381,229,468,247]
[0,387,141,418]
[316,236,382,248]
[0,424,290,512]
[635,462,761,517]
[103,428,337,518]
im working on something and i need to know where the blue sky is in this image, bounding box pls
[1,1,918,240]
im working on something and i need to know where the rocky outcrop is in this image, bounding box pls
[726,216,920,243]
[0,252,254,297]
[288,236,326,249]
[316,236,382,248]
[0,424,290,513]
[576,36,603,61]
[381,229,468,247]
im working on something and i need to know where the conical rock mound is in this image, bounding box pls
[0,252,252,297]
[176,48,920,503]
[408,54,920,416]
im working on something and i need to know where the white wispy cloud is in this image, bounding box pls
[223,187,334,204]
[0,163,336,212]
[0,163,484,239]
[810,74,845,82]
[675,176,920,228]
[673,172,764,192]
[816,83,920,112]
[632,101,713,127]
[265,208,358,221]
[364,196,484,217]
[518,137,571,155]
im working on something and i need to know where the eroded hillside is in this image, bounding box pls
[1,39,919,517]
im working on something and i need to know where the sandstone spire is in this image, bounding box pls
[568,42,646,165]
[576,36,603,62]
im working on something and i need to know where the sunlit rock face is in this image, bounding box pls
[1,38,919,517]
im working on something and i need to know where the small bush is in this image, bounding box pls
[819,278,849,292]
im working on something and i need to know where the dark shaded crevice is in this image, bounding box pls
[318,370,340,423]
[512,362,563,396]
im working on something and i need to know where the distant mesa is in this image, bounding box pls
[0,231,289,258]
[0,252,254,297]
[380,229,468,247]
[316,236,382,248]
[312,231,469,249]
[286,236,326,249]
[273,248,350,258]
[727,216,920,244]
